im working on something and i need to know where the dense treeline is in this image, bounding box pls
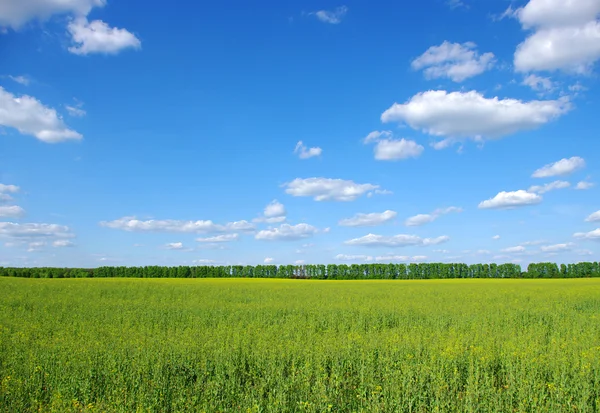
[1,262,599,279]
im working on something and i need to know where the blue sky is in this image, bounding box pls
[1,0,599,268]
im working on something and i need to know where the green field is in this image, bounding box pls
[1,278,599,412]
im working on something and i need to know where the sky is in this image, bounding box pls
[0,0,599,268]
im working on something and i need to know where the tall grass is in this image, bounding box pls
[1,277,599,412]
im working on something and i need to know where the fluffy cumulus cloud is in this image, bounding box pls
[100,216,254,233]
[411,41,495,82]
[312,6,348,24]
[0,0,105,29]
[0,205,25,218]
[478,190,542,209]
[0,87,82,143]
[0,184,19,202]
[338,210,397,227]
[375,139,424,161]
[334,254,373,262]
[294,141,322,159]
[1,0,140,57]
[196,234,239,242]
[381,90,569,148]
[363,131,423,161]
[573,228,600,241]
[255,223,318,241]
[68,18,141,55]
[284,178,380,201]
[254,200,286,223]
[344,233,449,248]
[264,257,275,264]
[492,235,501,240]
[405,206,462,226]
[585,210,600,222]
[528,180,570,194]
[512,0,600,73]
[532,157,586,178]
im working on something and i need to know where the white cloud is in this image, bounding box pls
[253,200,286,223]
[8,75,30,86]
[192,259,217,265]
[294,141,322,159]
[528,180,570,194]
[492,235,501,240]
[264,257,275,264]
[575,181,595,190]
[411,41,495,82]
[99,216,253,233]
[423,236,451,246]
[363,131,423,161]
[334,254,373,262]
[502,246,526,253]
[0,184,19,194]
[65,104,86,117]
[344,233,449,248]
[264,200,285,218]
[373,139,424,161]
[516,0,600,29]
[577,249,594,256]
[540,243,573,252]
[447,0,467,10]
[284,177,379,201]
[522,74,555,92]
[255,223,318,241]
[585,210,600,222]
[513,0,600,73]
[68,18,141,55]
[532,157,585,178]
[196,234,239,242]
[165,242,184,250]
[375,255,429,262]
[225,220,255,232]
[0,87,82,143]
[381,90,569,147]
[338,210,397,227]
[312,6,348,24]
[27,241,46,252]
[52,240,74,247]
[573,228,600,240]
[363,130,392,143]
[405,206,462,226]
[478,190,542,209]
[0,222,74,238]
[0,0,105,29]
[0,205,25,218]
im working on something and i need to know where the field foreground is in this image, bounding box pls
[1,278,599,412]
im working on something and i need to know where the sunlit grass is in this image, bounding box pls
[1,277,599,412]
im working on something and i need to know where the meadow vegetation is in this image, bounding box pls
[1,277,599,412]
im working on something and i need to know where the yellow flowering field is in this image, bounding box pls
[1,277,599,412]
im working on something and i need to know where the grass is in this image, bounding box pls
[1,277,599,412]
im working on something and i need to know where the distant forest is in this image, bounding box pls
[1,262,599,279]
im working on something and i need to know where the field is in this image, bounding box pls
[1,278,599,412]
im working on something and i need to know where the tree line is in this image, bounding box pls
[0,262,599,279]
